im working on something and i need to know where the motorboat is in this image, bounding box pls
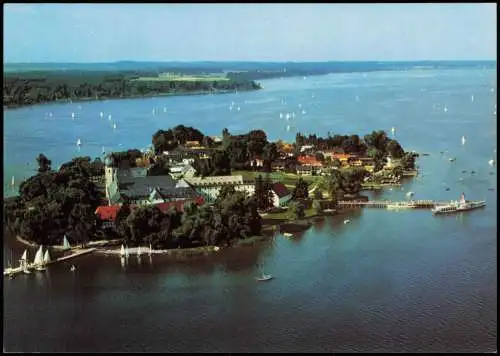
[343,219,351,224]
[283,232,293,237]
[256,274,274,281]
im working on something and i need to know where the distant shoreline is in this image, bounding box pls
[3,87,261,111]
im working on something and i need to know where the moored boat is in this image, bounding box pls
[33,245,46,271]
[387,201,417,209]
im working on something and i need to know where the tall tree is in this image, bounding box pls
[292,178,309,200]
[36,153,52,173]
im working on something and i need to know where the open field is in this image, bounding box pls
[133,73,230,82]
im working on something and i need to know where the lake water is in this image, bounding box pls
[3,68,497,352]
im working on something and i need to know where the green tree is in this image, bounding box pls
[386,139,404,159]
[315,152,325,162]
[312,199,322,214]
[313,189,323,200]
[288,201,305,220]
[36,153,52,173]
[254,175,273,211]
[292,178,309,199]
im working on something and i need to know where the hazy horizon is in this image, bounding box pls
[4,59,497,65]
[4,4,497,63]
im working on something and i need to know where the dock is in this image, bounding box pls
[4,247,96,277]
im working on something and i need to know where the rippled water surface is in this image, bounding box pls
[3,68,497,352]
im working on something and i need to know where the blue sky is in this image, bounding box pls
[3,3,497,63]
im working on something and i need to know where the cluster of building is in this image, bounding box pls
[95,143,293,229]
[93,139,395,229]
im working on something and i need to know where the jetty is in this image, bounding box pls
[4,247,96,277]
[338,200,453,209]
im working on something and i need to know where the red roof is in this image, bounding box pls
[272,183,290,198]
[155,196,205,213]
[297,156,323,166]
[95,205,121,221]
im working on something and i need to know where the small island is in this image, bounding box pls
[4,125,417,256]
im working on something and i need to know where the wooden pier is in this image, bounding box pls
[337,200,451,209]
[4,247,96,277]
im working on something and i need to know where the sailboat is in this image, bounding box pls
[237,106,241,112]
[77,138,82,146]
[286,125,291,132]
[125,246,130,258]
[302,110,306,115]
[488,159,495,166]
[461,136,466,145]
[120,244,125,257]
[391,127,396,135]
[11,176,15,187]
[99,112,104,118]
[108,114,112,120]
[20,250,30,274]
[444,105,448,113]
[471,95,474,102]
[102,146,105,154]
[43,249,51,265]
[163,107,167,113]
[71,112,75,119]
[149,243,152,256]
[33,245,46,271]
[63,235,71,250]
[279,113,283,119]
[113,123,117,130]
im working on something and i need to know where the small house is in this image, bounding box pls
[270,183,292,207]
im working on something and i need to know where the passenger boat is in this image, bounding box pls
[432,193,486,215]
[387,201,417,209]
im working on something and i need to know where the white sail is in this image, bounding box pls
[99,111,104,118]
[77,138,81,146]
[149,244,152,255]
[63,235,70,249]
[108,114,112,120]
[71,112,75,119]
[113,123,117,129]
[125,246,129,257]
[120,244,125,257]
[461,136,466,145]
[43,249,51,264]
[11,176,15,186]
[34,246,44,265]
[21,249,28,261]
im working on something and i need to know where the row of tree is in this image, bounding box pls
[114,189,262,248]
